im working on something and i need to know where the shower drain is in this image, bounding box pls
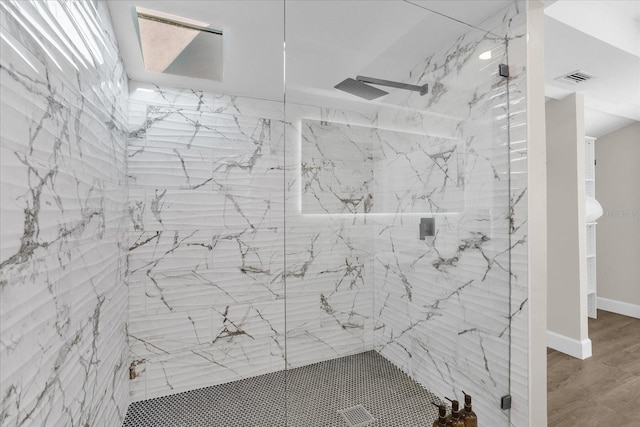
[338,404,376,427]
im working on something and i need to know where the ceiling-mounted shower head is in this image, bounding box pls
[334,78,389,100]
[334,76,428,100]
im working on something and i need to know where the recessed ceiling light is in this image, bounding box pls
[479,50,492,60]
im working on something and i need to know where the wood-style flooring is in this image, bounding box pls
[548,310,640,426]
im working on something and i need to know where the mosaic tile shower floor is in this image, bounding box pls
[123,351,441,426]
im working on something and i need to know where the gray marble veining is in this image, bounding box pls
[124,3,528,426]
[0,1,129,425]
[1,1,530,426]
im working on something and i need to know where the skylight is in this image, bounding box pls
[134,7,223,81]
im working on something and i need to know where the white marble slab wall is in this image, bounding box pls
[124,5,529,420]
[292,15,524,425]
[284,106,378,369]
[294,93,513,426]
[367,4,528,426]
[127,85,381,400]
[301,120,463,215]
[127,83,289,400]
[300,120,376,214]
[0,1,129,425]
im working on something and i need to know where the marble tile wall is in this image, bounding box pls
[283,105,378,370]
[126,84,289,400]
[294,3,528,425]
[300,119,463,215]
[126,86,381,400]
[0,1,129,426]
[124,7,529,426]
[368,4,528,426]
[0,1,528,424]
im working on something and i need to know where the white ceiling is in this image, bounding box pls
[107,1,286,100]
[107,0,512,109]
[283,1,512,107]
[107,0,639,138]
[543,0,640,138]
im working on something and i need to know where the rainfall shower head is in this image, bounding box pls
[334,76,428,100]
[334,78,389,100]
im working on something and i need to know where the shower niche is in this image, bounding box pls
[300,119,464,215]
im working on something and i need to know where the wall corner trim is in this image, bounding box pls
[547,330,592,359]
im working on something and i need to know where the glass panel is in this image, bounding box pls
[284,1,518,425]
[123,1,288,423]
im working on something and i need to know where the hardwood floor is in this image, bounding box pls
[547,310,640,426]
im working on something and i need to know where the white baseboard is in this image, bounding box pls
[597,297,640,319]
[547,330,592,360]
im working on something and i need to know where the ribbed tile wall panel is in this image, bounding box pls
[0,1,129,425]
[124,4,529,427]
[127,85,288,401]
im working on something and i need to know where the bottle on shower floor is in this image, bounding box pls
[431,402,448,427]
[461,391,478,427]
[446,399,465,427]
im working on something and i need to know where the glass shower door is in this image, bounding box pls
[283,1,518,425]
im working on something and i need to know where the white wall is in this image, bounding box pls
[0,2,130,425]
[595,122,640,317]
[525,1,548,425]
[545,93,592,359]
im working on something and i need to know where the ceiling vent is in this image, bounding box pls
[556,70,595,84]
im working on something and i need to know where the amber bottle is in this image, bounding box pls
[446,400,465,427]
[432,403,448,427]
[460,392,478,427]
